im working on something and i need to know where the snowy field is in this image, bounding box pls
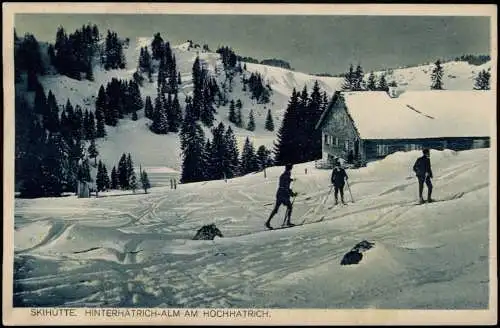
[12,148,494,309]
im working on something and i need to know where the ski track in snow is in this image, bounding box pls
[12,148,491,309]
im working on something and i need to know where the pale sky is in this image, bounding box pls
[15,14,491,75]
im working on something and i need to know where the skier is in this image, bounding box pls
[331,159,348,205]
[413,148,433,204]
[265,164,297,229]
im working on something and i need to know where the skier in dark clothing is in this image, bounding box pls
[331,160,348,205]
[265,164,297,229]
[413,148,434,204]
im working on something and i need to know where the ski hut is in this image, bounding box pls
[77,181,90,198]
[315,90,493,167]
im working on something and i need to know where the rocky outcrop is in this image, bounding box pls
[340,240,375,265]
[193,224,223,240]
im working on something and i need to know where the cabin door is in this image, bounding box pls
[354,140,360,159]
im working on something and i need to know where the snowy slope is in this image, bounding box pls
[24,36,491,179]
[13,148,492,308]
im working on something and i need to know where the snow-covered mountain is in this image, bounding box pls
[13,148,491,310]
[22,36,491,185]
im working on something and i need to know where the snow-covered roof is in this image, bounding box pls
[323,90,494,139]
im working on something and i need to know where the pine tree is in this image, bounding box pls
[431,59,444,90]
[46,91,60,133]
[264,109,275,131]
[474,69,491,90]
[110,166,119,189]
[208,122,228,180]
[378,74,389,92]
[274,88,299,165]
[256,145,272,171]
[202,139,214,180]
[96,160,107,192]
[16,96,47,198]
[170,93,182,132]
[140,167,151,193]
[247,109,256,131]
[40,133,68,197]
[144,96,154,120]
[353,64,364,91]
[77,158,92,184]
[87,111,97,140]
[126,153,134,189]
[95,106,106,138]
[180,108,206,183]
[321,91,329,111]
[342,64,355,91]
[88,139,99,166]
[240,137,258,175]
[367,72,377,90]
[228,100,236,123]
[118,153,128,189]
[34,82,48,116]
[224,126,240,178]
[130,173,138,193]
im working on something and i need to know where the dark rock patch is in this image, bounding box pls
[193,224,223,240]
[340,240,375,266]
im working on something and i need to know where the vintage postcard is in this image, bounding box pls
[3,2,497,325]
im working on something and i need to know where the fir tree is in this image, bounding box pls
[96,160,108,192]
[118,153,128,189]
[228,100,236,123]
[274,88,299,165]
[46,91,60,133]
[110,166,119,189]
[240,137,258,175]
[126,153,134,188]
[264,109,275,131]
[170,93,182,132]
[342,64,355,91]
[431,59,444,90]
[144,96,154,120]
[140,167,151,193]
[224,126,240,178]
[353,64,364,91]
[256,145,272,171]
[202,139,214,180]
[130,173,138,193]
[77,158,92,184]
[208,122,228,180]
[180,107,206,183]
[367,72,377,90]
[474,69,491,90]
[88,139,99,166]
[247,109,256,131]
[377,74,389,92]
[95,106,106,138]
[16,96,47,198]
[40,133,68,197]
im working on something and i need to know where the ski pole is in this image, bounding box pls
[346,179,354,203]
[282,194,297,226]
[323,185,334,205]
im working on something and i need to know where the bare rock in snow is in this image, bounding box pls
[193,224,223,240]
[340,240,374,265]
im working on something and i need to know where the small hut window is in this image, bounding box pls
[377,144,389,156]
[324,134,329,145]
